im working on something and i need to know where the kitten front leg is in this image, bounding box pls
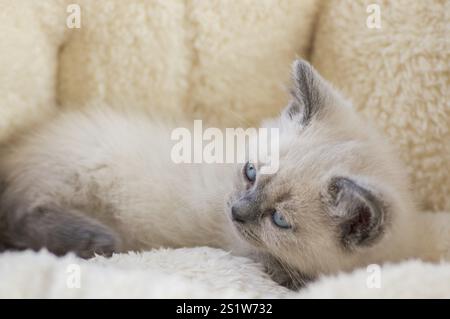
[2,204,121,258]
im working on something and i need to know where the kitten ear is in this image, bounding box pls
[324,177,387,249]
[283,59,332,126]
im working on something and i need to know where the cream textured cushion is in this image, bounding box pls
[0,0,319,142]
[1,0,447,211]
[1,248,450,298]
[0,0,449,299]
[311,0,450,211]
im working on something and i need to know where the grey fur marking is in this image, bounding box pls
[260,253,314,290]
[231,191,261,223]
[326,177,386,249]
[2,204,120,258]
[286,60,326,125]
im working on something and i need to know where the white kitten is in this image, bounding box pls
[0,60,444,288]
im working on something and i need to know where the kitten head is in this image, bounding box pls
[226,59,410,279]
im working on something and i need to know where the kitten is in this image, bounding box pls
[0,60,433,288]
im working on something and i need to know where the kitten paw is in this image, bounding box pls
[68,224,120,258]
[6,205,122,259]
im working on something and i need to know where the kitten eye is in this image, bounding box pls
[271,211,291,229]
[244,162,257,183]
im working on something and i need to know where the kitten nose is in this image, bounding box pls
[231,200,257,223]
[231,206,246,223]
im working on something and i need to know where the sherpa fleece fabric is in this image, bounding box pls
[0,0,449,298]
[1,248,450,298]
[311,0,450,212]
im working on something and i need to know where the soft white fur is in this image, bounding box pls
[0,0,319,140]
[0,1,448,298]
[312,0,450,211]
[1,62,450,297]
[1,1,446,212]
[0,109,240,252]
[0,67,443,278]
[1,98,450,297]
[1,247,449,298]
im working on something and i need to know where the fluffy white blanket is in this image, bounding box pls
[1,247,449,298]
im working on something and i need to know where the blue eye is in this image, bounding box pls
[271,211,291,229]
[244,162,257,182]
